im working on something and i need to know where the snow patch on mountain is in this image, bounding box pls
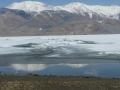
[7,1,120,19]
[55,2,120,19]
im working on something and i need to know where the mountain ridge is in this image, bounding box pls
[7,1,120,20]
[0,1,120,36]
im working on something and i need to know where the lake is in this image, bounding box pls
[0,35,120,78]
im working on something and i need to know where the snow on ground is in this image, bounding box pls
[0,34,120,55]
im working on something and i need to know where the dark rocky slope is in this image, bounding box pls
[0,8,120,36]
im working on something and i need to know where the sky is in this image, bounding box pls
[0,0,120,8]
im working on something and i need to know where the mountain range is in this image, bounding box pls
[0,1,120,36]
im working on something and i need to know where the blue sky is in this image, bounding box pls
[0,0,120,7]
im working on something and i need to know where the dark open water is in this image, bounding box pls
[0,54,120,78]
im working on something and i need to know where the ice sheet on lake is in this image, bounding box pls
[0,34,120,59]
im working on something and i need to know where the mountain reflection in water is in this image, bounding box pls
[0,63,119,78]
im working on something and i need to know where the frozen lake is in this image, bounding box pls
[0,34,120,78]
[0,34,120,63]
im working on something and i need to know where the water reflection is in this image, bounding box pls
[0,63,120,78]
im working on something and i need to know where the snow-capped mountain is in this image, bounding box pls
[7,1,120,20]
[0,1,120,36]
[56,2,120,19]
